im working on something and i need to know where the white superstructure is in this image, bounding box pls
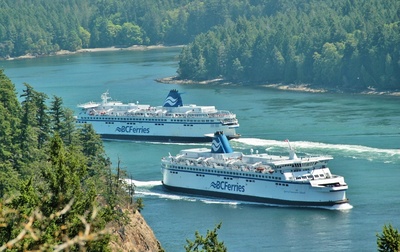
[76,90,240,142]
[161,132,349,207]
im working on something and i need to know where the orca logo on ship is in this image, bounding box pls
[115,126,150,134]
[210,181,245,192]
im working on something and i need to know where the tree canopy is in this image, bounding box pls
[0,0,398,90]
[377,224,400,252]
[0,69,137,251]
[177,0,400,91]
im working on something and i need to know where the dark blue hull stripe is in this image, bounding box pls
[100,134,240,143]
[162,183,349,207]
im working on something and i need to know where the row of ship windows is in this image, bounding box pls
[78,121,193,127]
[170,166,282,180]
[172,119,215,123]
[276,163,322,169]
[168,172,289,188]
[296,174,326,180]
[81,117,216,123]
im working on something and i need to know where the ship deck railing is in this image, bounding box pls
[170,158,276,174]
[84,110,237,120]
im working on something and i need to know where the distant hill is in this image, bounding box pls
[0,0,243,58]
[1,0,399,91]
[176,0,400,91]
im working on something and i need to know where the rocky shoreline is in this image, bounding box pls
[4,45,183,61]
[156,76,400,97]
[108,209,163,252]
[6,47,399,97]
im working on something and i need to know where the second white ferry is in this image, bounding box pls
[76,90,240,142]
[161,131,349,207]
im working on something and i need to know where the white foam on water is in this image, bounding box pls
[124,179,162,187]
[327,203,353,211]
[232,138,400,163]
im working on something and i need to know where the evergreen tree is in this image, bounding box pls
[377,224,400,252]
[0,69,21,165]
[0,72,138,250]
[19,84,39,155]
[49,95,64,134]
[185,223,227,252]
[36,92,50,149]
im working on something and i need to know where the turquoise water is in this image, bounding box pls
[2,48,400,251]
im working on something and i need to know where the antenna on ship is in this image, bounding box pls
[285,139,298,160]
[101,90,111,104]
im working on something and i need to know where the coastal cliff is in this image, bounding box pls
[109,209,163,252]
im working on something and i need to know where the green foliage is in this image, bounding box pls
[1,0,398,90]
[185,222,227,252]
[177,0,400,91]
[0,72,140,250]
[0,70,21,166]
[135,198,144,213]
[377,224,400,252]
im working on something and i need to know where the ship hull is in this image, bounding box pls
[162,183,348,207]
[76,90,240,143]
[101,133,240,142]
[77,118,239,142]
[161,167,348,207]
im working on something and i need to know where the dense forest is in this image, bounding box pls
[177,0,400,91]
[0,0,232,57]
[0,70,140,250]
[1,0,399,90]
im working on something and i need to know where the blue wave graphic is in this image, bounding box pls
[211,139,221,152]
[164,96,178,106]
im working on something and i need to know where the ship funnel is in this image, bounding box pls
[211,131,233,153]
[163,89,183,107]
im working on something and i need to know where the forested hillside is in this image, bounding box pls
[0,70,157,250]
[0,0,242,58]
[177,0,400,91]
[1,0,399,90]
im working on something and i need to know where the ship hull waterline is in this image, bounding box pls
[100,133,241,143]
[162,182,349,207]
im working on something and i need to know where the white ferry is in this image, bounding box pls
[76,90,240,142]
[161,131,349,207]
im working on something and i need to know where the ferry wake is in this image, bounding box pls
[161,131,349,207]
[76,90,240,142]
